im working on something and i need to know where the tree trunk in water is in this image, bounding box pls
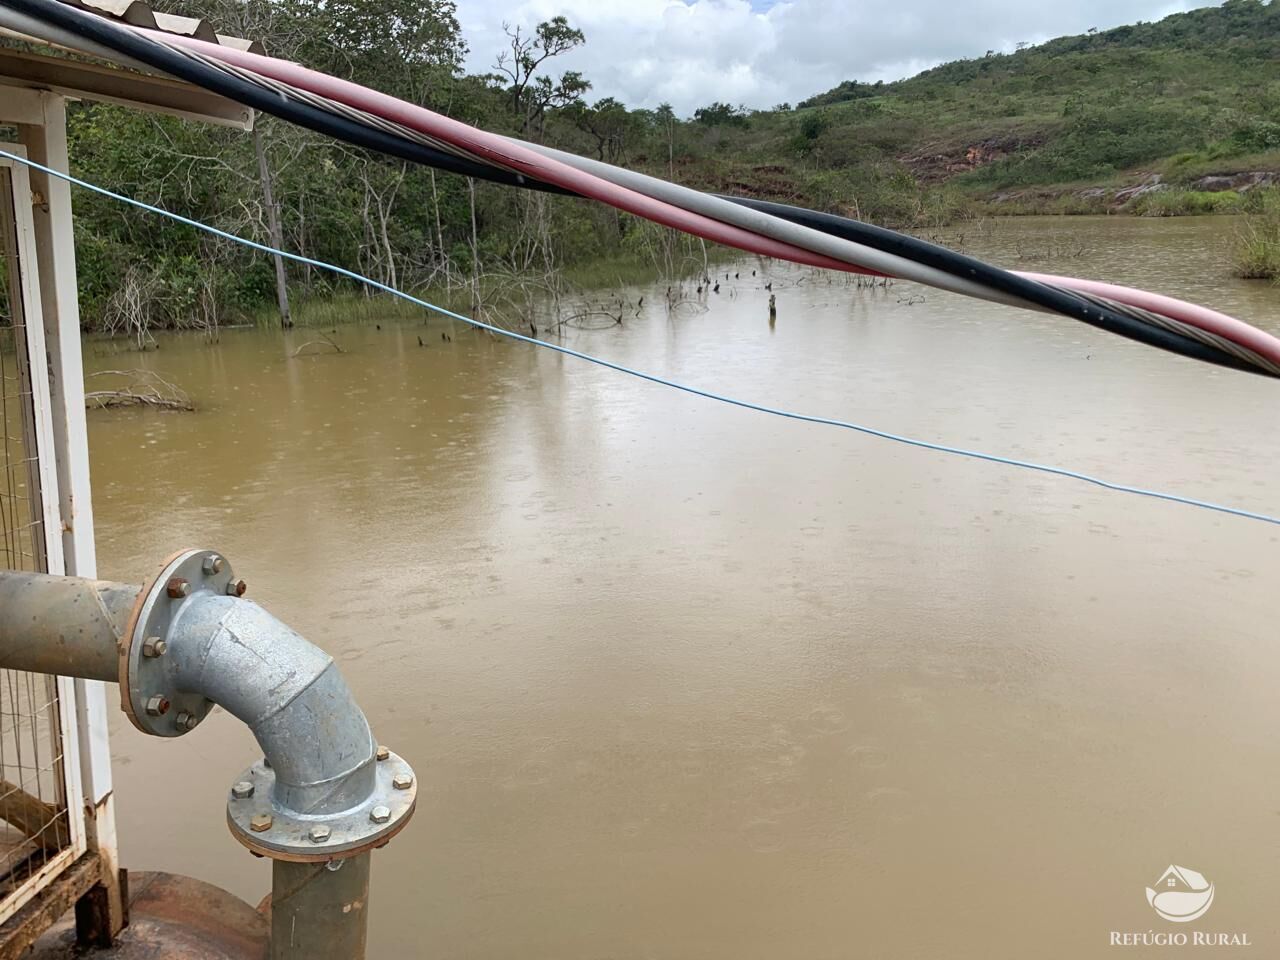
[298,189,311,293]
[254,124,292,329]
[429,169,449,292]
[468,178,481,317]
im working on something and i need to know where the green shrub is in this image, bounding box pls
[1229,118,1280,153]
[1130,189,1245,216]
[1231,191,1280,279]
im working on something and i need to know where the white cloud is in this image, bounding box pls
[455,0,1216,115]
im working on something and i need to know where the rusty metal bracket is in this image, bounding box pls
[0,853,104,960]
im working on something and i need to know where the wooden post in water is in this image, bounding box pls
[254,123,292,329]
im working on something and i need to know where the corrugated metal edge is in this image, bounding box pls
[62,0,265,54]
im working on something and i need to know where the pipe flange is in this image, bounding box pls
[226,751,417,862]
[120,548,236,738]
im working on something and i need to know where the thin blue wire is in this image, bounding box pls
[7,146,1277,528]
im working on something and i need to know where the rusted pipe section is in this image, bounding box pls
[0,570,136,682]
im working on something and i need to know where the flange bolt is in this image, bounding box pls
[202,555,225,575]
[141,636,167,658]
[370,805,391,824]
[175,711,199,731]
[250,814,273,833]
[231,781,255,800]
[375,745,390,762]
[392,773,413,790]
[166,578,191,599]
[144,695,170,717]
[226,579,248,597]
[308,825,331,844]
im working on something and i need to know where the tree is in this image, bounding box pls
[494,16,590,133]
[693,102,749,128]
[279,0,465,104]
[654,102,678,177]
[570,97,638,163]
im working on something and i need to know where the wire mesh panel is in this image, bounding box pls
[1,167,46,573]
[0,674,70,900]
[0,161,74,908]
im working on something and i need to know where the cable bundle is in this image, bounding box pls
[5,0,1280,379]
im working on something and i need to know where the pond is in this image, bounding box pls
[88,215,1280,958]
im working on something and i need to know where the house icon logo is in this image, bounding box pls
[1146,865,1215,923]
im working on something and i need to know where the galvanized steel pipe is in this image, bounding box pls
[0,558,412,960]
[271,855,372,960]
[166,592,377,815]
[0,567,376,815]
[0,570,136,682]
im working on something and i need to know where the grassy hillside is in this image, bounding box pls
[662,0,1280,222]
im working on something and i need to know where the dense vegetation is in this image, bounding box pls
[3,0,1279,331]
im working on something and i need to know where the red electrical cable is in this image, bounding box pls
[155,34,880,279]
[154,31,1280,368]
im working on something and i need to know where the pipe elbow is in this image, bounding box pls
[0,554,415,862]
[169,596,376,816]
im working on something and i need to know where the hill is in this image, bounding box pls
[660,0,1280,221]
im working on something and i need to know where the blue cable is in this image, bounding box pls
[6,147,1277,528]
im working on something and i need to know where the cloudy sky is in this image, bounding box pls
[456,0,1220,115]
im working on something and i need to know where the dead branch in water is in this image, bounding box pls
[85,369,193,411]
[291,333,345,357]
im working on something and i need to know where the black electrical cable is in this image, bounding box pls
[7,0,1265,375]
[2,0,575,196]
[721,196,1263,375]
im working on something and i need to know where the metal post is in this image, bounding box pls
[0,144,87,933]
[270,855,371,960]
[16,91,126,943]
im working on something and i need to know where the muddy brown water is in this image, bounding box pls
[86,216,1279,958]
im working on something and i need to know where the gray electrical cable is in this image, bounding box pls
[516,141,1047,310]
[0,7,155,72]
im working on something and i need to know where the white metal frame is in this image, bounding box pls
[0,45,248,935]
[13,95,120,830]
[0,144,89,924]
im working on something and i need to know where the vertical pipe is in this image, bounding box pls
[270,855,371,960]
